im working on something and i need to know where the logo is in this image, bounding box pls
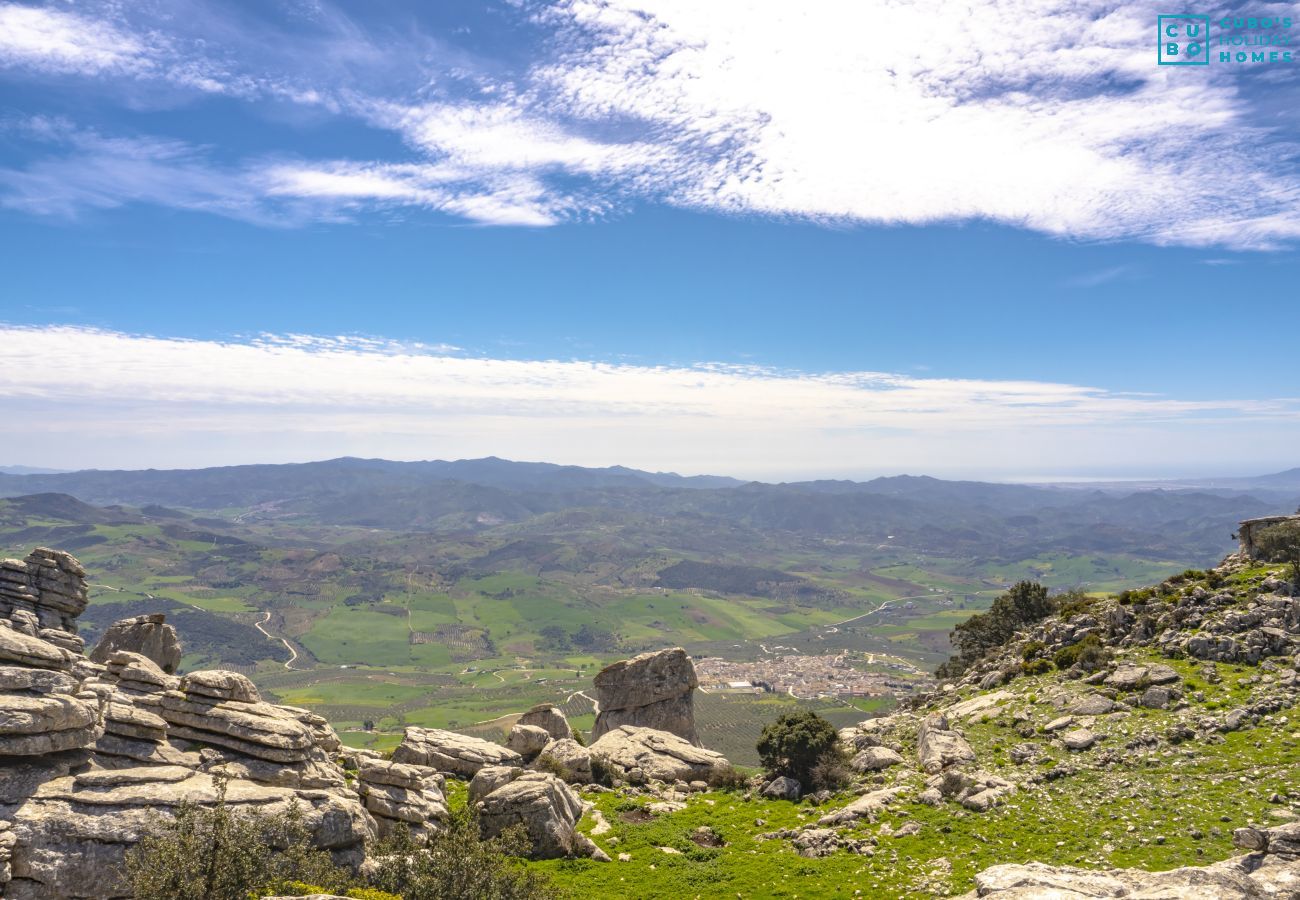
[1159,14,1210,64]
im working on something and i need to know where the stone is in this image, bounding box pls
[89,615,181,674]
[761,776,802,801]
[506,723,552,758]
[155,691,317,763]
[1104,665,1149,690]
[181,670,261,703]
[0,626,71,671]
[476,772,584,859]
[1140,685,1173,709]
[958,858,1279,899]
[851,746,904,772]
[917,713,977,773]
[818,787,904,826]
[0,694,103,756]
[1147,664,1181,685]
[1068,694,1119,716]
[391,727,523,778]
[1062,728,1097,751]
[588,725,730,783]
[517,705,571,741]
[469,765,525,804]
[591,647,699,744]
[535,738,593,784]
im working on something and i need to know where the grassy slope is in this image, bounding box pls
[530,563,1300,898]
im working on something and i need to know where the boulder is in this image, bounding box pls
[506,723,551,758]
[356,759,447,839]
[588,725,730,783]
[391,727,523,778]
[851,746,904,772]
[535,738,593,784]
[818,787,904,826]
[955,858,1280,899]
[517,705,571,741]
[89,615,181,674]
[761,776,801,801]
[476,772,584,859]
[591,648,700,744]
[1061,728,1098,751]
[469,765,525,804]
[916,714,976,773]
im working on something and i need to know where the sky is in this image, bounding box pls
[0,0,1298,480]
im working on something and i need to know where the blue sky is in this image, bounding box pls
[0,0,1298,479]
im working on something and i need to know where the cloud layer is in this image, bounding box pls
[0,1,1298,245]
[1,326,1295,477]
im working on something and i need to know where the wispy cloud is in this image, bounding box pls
[0,325,1295,476]
[2,1,1299,246]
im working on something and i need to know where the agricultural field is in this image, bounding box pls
[0,491,1207,751]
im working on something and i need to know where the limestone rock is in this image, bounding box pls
[588,725,730,783]
[518,704,571,741]
[917,713,976,773]
[761,776,801,801]
[591,647,699,744]
[391,726,522,778]
[89,614,182,674]
[1061,728,1098,751]
[535,738,593,784]
[469,765,525,804]
[818,787,904,826]
[476,771,583,859]
[506,723,551,758]
[851,746,904,773]
[182,670,262,703]
[356,759,447,839]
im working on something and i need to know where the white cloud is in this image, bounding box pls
[0,326,1295,477]
[0,4,147,76]
[2,1,1299,245]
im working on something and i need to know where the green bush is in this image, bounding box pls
[1021,658,1053,676]
[706,763,751,791]
[1052,633,1110,672]
[1255,521,1300,586]
[124,775,354,900]
[756,710,840,787]
[367,806,560,900]
[1021,640,1047,661]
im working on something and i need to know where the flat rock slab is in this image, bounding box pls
[392,726,522,778]
[588,725,730,783]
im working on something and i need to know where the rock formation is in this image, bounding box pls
[591,647,700,744]
[0,547,375,898]
[587,724,729,783]
[391,726,523,777]
[474,770,585,859]
[89,613,181,674]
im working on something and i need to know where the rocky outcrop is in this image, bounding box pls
[916,713,976,773]
[355,759,447,840]
[391,725,523,777]
[475,771,584,860]
[0,547,377,898]
[588,725,730,783]
[517,704,571,741]
[89,614,181,674]
[534,738,593,784]
[591,647,700,744]
[955,819,1300,899]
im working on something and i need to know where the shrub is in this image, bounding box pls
[1056,590,1097,620]
[808,751,853,792]
[124,775,354,900]
[1021,658,1053,676]
[1021,640,1047,661]
[756,710,840,787]
[1255,521,1300,586]
[706,763,751,791]
[367,806,560,900]
[1052,633,1110,672]
[588,754,615,787]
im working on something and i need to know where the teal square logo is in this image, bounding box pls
[1159,15,1210,64]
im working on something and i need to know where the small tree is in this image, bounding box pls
[937,581,1057,677]
[756,710,840,787]
[367,806,560,900]
[1255,520,1300,587]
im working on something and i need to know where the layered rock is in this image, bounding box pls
[0,546,378,898]
[391,726,523,777]
[517,704,571,741]
[534,738,593,784]
[588,725,730,783]
[591,647,699,744]
[355,759,447,839]
[89,614,182,674]
[916,713,977,774]
[475,770,585,859]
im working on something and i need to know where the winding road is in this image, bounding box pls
[254,611,299,670]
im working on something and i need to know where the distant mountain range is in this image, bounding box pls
[0,457,1295,563]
